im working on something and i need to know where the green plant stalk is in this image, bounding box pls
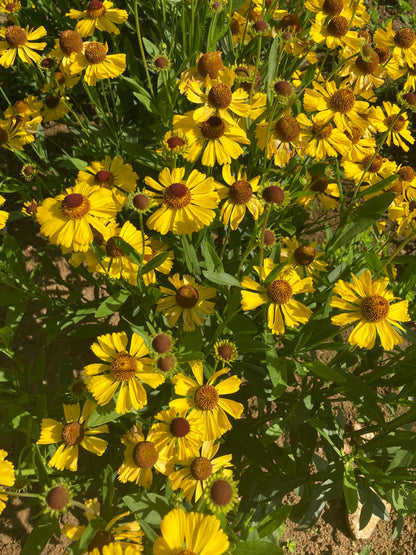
[374,230,416,279]
[250,35,263,105]
[258,206,270,284]
[133,2,154,94]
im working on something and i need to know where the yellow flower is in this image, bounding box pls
[280,236,328,281]
[297,113,351,160]
[338,46,386,93]
[170,360,243,441]
[37,401,108,471]
[0,195,8,230]
[241,259,314,335]
[117,424,173,489]
[297,172,340,211]
[377,102,414,152]
[341,126,376,163]
[90,544,140,555]
[36,182,117,252]
[305,0,370,27]
[142,237,174,286]
[153,508,229,555]
[0,117,35,150]
[22,199,39,218]
[374,20,416,69]
[42,95,70,123]
[145,167,219,235]
[0,0,21,13]
[66,0,128,37]
[168,441,233,502]
[4,95,42,120]
[310,14,358,49]
[330,269,410,350]
[0,449,15,515]
[156,274,216,332]
[84,332,163,414]
[255,113,304,167]
[343,155,397,186]
[0,25,46,68]
[49,31,84,72]
[69,41,126,86]
[42,71,81,94]
[388,197,416,236]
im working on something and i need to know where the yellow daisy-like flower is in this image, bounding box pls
[255,113,304,167]
[0,117,35,150]
[341,126,376,163]
[153,508,229,555]
[0,0,21,13]
[386,57,416,92]
[22,199,39,218]
[373,102,414,152]
[241,259,314,335]
[117,424,174,489]
[84,332,164,414]
[36,182,117,252]
[69,41,126,86]
[339,47,386,93]
[75,155,138,210]
[144,167,219,235]
[297,173,340,211]
[305,0,370,27]
[4,95,42,120]
[173,110,250,166]
[67,0,128,37]
[0,195,9,230]
[330,269,410,350]
[142,237,174,286]
[170,360,243,441]
[388,197,416,236]
[49,31,84,72]
[168,441,233,502]
[156,274,216,332]
[42,95,70,123]
[310,14,358,49]
[343,154,397,186]
[297,113,351,160]
[0,25,46,68]
[158,129,189,157]
[374,20,416,69]
[42,71,82,94]
[0,449,15,515]
[216,165,263,230]
[213,339,238,364]
[280,236,328,281]
[395,165,416,200]
[148,406,203,460]
[37,400,108,471]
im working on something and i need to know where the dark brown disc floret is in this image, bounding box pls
[61,422,84,446]
[274,115,300,142]
[190,456,213,480]
[132,441,159,468]
[197,52,224,79]
[201,115,226,139]
[394,28,415,49]
[294,245,315,266]
[327,16,349,38]
[210,479,233,506]
[208,83,233,109]
[88,531,115,553]
[322,0,343,16]
[330,89,355,113]
[194,384,219,410]
[5,25,27,47]
[175,285,199,308]
[229,180,253,204]
[362,154,383,173]
[267,279,292,304]
[164,183,192,209]
[59,30,83,55]
[61,193,91,220]
[85,42,107,64]
[360,295,389,322]
[111,353,138,381]
[170,417,190,437]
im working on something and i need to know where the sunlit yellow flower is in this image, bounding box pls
[341,126,376,162]
[0,24,46,68]
[339,46,386,93]
[297,113,351,160]
[170,360,243,441]
[310,14,358,49]
[37,401,108,471]
[280,236,328,281]
[69,41,126,86]
[388,197,416,236]
[0,0,21,13]
[0,195,8,230]
[330,270,410,350]
[0,449,15,515]
[343,155,397,186]
[153,508,229,555]
[142,237,174,286]
[49,31,84,72]
[42,95,70,123]
[256,113,304,167]
[305,0,370,27]
[371,102,415,152]
[0,117,35,150]
[395,165,416,200]
[67,0,128,37]
[156,275,216,332]
[297,172,340,211]
[84,332,164,414]
[374,20,416,69]
[386,57,416,91]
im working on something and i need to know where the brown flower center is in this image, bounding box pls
[210,479,233,506]
[294,245,315,266]
[327,16,349,38]
[175,285,199,308]
[362,154,383,173]
[398,166,415,182]
[229,180,253,205]
[105,237,124,258]
[152,333,172,354]
[133,193,150,211]
[264,229,275,246]
[61,422,84,446]
[157,355,175,373]
[311,122,332,139]
[360,295,389,322]
[230,17,240,35]
[344,126,361,144]
[194,384,219,410]
[170,417,190,437]
[217,344,233,360]
[46,486,71,511]
[409,200,416,212]
[375,47,390,64]
[87,0,106,18]
[253,19,268,33]
[190,456,213,480]
[167,136,185,150]
[132,441,159,468]
[111,353,138,381]
[330,89,355,113]
[15,100,28,113]
[197,51,224,79]
[208,83,233,109]
[278,13,302,33]
[45,95,60,109]
[164,182,192,209]
[274,115,300,142]
[310,176,328,192]
[394,28,415,49]
[85,42,107,64]
[25,202,38,215]
[5,25,27,47]
[355,51,379,74]
[274,80,292,97]
[323,0,343,16]
[94,169,114,187]
[385,114,406,133]
[155,56,169,69]
[0,128,9,145]
[262,185,285,204]
[61,193,91,220]
[267,279,293,304]
[59,30,83,55]
[88,530,115,553]
[5,3,19,13]
[201,115,226,139]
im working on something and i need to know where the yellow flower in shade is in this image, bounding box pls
[153,508,229,555]
[142,237,174,286]
[148,407,203,461]
[168,441,233,502]
[42,71,82,94]
[395,165,416,200]
[75,155,138,210]
[173,110,250,166]
[0,449,15,515]
[255,113,304,167]
[388,197,416,236]
[144,167,219,235]
[36,182,117,252]
[0,25,46,68]
[67,1,128,37]
[280,236,328,281]
[0,117,35,150]
[63,498,143,552]
[330,270,410,350]
[84,332,164,414]
[0,0,21,13]
[386,57,416,92]
[42,95,70,123]
[241,259,314,335]
[169,360,243,441]
[297,173,340,211]
[69,41,126,86]
[90,544,139,555]
[37,401,108,471]
[0,195,8,230]
[156,274,216,332]
[117,424,174,489]
[297,113,351,160]
[216,165,263,230]
[4,95,42,120]
[374,20,416,69]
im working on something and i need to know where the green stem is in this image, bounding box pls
[374,231,416,279]
[259,207,270,284]
[133,2,154,94]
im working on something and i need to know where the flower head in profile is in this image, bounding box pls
[330,269,410,350]
[153,508,229,555]
[0,450,15,515]
[241,259,314,335]
[66,1,128,37]
[374,20,416,69]
[0,24,46,68]
[280,236,328,280]
[297,173,340,211]
[256,113,304,167]
[0,118,35,150]
[170,360,243,441]
[37,400,108,471]
[156,274,216,332]
[69,41,126,86]
[83,332,164,414]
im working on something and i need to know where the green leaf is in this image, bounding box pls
[87,403,118,427]
[303,361,346,383]
[95,289,130,318]
[263,262,288,287]
[182,235,201,275]
[203,271,241,287]
[233,541,284,554]
[203,241,224,273]
[102,465,115,522]
[257,505,292,539]
[114,237,143,266]
[343,460,358,513]
[141,251,169,275]
[359,546,371,555]
[22,521,57,555]
[357,174,398,199]
[55,156,88,171]
[266,36,280,102]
